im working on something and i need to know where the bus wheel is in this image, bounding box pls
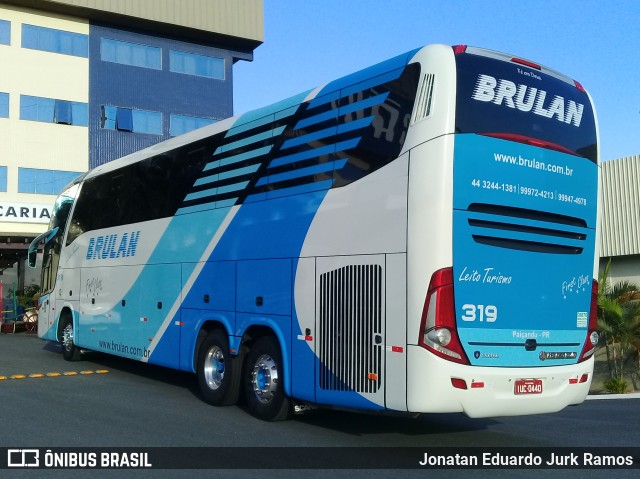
[197,330,241,406]
[243,336,291,421]
[61,316,81,361]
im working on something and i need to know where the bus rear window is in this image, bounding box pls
[454,52,597,163]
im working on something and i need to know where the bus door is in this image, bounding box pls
[29,183,80,340]
[29,227,59,340]
[315,255,386,410]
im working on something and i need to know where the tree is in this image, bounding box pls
[597,260,640,392]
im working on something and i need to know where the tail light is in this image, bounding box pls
[478,133,578,157]
[452,45,467,55]
[578,279,599,363]
[510,57,541,70]
[418,268,469,364]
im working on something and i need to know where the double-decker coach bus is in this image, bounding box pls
[29,44,599,421]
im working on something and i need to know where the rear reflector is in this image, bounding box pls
[451,378,468,390]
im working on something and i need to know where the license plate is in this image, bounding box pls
[514,379,543,395]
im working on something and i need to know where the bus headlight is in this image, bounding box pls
[589,331,599,346]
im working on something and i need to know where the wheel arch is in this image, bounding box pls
[56,305,76,342]
[193,319,234,372]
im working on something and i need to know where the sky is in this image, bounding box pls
[233,0,640,162]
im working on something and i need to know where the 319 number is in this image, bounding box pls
[461,304,498,322]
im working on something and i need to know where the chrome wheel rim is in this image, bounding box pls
[250,354,278,404]
[62,323,74,352]
[203,346,225,390]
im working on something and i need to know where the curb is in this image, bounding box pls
[586,393,640,400]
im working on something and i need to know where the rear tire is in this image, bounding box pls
[60,315,81,361]
[197,330,242,406]
[243,336,291,421]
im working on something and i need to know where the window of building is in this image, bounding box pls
[101,105,162,135]
[100,38,161,70]
[169,50,224,79]
[0,166,7,192]
[20,95,88,126]
[22,24,88,57]
[170,114,217,136]
[0,92,8,118]
[0,19,10,45]
[115,107,133,132]
[18,168,83,195]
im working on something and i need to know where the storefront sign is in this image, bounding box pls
[0,202,52,224]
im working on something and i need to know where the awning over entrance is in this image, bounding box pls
[0,236,38,271]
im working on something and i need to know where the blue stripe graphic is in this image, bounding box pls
[269,138,361,168]
[256,158,347,186]
[215,126,286,155]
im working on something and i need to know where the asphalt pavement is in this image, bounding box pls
[1,329,639,398]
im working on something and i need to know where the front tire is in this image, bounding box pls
[243,336,291,421]
[197,330,242,406]
[60,316,81,361]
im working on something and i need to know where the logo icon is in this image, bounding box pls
[8,449,39,468]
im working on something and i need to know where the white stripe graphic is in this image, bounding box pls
[142,205,240,362]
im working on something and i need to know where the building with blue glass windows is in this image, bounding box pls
[0,0,263,285]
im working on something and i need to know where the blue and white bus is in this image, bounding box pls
[29,44,599,421]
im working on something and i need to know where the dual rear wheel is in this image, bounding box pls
[59,319,290,421]
[197,332,291,421]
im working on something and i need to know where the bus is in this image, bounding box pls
[29,44,599,421]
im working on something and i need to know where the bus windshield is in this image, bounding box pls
[454,49,597,162]
[38,183,79,292]
[50,183,80,232]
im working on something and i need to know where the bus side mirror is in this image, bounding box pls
[28,248,37,268]
[27,227,59,268]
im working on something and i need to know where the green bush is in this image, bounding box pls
[604,378,628,394]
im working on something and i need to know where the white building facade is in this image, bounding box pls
[0,0,263,291]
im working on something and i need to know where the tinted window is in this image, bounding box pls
[67,137,216,244]
[170,50,224,79]
[0,166,7,191]
[18,168,83,195]
[22,24,88,57]
[21,95,88,126]
[101,106,162,134]
[455,53,597,162]
[100,38,161,70]
[170,114,217,136]
[0,19,10,45]
[0,92,8,118]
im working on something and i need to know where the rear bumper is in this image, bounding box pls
[407,345,593,418]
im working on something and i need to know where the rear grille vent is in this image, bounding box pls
[472,236,583,254]
[413,73,435,123]
[319,264,382,393]
[466,203,587,255]
[468,203,587,227]
[468,219,587,240]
